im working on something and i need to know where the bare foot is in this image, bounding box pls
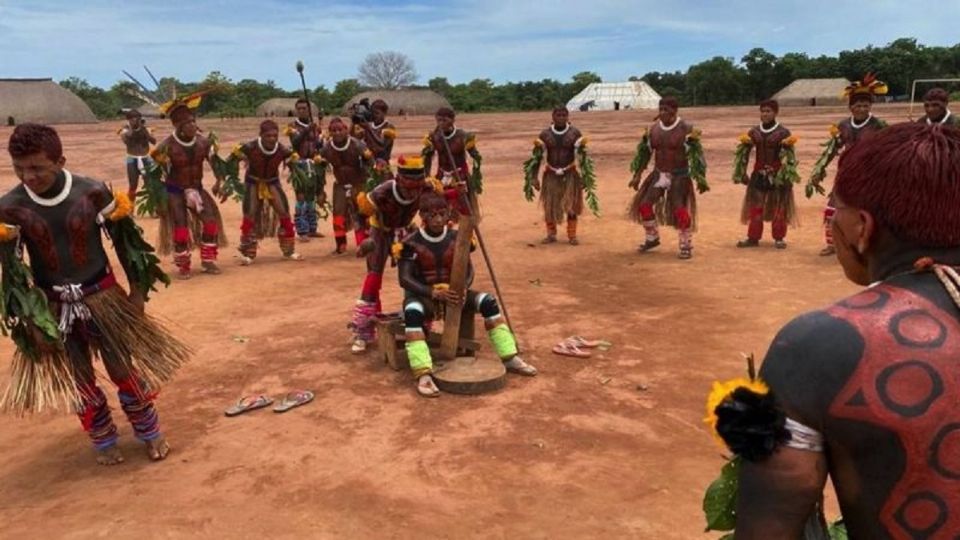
[201,261,222,274]
[146,436,171,461]
[96,445,125,466]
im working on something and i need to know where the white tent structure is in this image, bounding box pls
[566,81,662,112]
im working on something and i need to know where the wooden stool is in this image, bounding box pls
[375,314,482,372]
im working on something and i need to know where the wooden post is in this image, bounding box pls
[439,184,479,361]
[439,211,476,360]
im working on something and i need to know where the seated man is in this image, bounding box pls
[399,193,537,397]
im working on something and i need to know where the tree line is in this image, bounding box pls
[61,37,960,119]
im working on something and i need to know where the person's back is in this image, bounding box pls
[734,123,960,539]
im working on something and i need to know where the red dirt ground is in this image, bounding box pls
[0,104,917,538]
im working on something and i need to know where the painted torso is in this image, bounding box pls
[539,125,582,168]
[122,126,152,156]
[761,274,960,538]
[837,116,885,151]
[159,134,212,190]
[0,174,111,287]
[360,120,395,161]
[650,120,692,174]
[242,140,292,181]
[429,128,469,174]
[402,228,472,287]
[748,124,791,172]
[368,180,424,229]
[320,138,369,188]
[288,119,321,158]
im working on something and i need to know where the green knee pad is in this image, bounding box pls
[488,324,518,359]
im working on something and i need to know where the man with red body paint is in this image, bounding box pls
[318,117,374,255]
[151,100,227,278]
[736,123,960,539]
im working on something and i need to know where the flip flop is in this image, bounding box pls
[273,390,315,413]
[224,394,273,417]
[552,341,591,358]
[417,376,440,398]
[565,336,612,349]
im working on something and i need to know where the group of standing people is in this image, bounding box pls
[2,71,960,538]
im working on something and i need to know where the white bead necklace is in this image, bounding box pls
[759,121,780,134]
[330,137,351,152]
[850,113,873,129]
[173,131,196,147]
[927,110,953,125]
[257,137,278,156]
[392,181,414,205]
[659,117,681,131]
[420,226,448,243]
[24,169,73,207]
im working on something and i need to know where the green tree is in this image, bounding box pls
[331,79,363,110]
[741,47,778,100]
[428,77,452,97]
[569,71,601,94]
[686,57,749,105]
[195,71,234,115]
[59,77,120,119]
[641,71,687,96]
[310,85,333,116]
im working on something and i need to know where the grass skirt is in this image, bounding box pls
[1,286,191,414]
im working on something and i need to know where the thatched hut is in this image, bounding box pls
[255,98,320,118]
[0,78,97,125]
[343,89,451,116]
[771,78,851,107]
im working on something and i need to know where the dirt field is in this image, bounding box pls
[0,104,917,539]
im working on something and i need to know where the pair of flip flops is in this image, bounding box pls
[224,390,315,417]
[552,336,612,358]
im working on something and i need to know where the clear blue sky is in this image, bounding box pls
[1,0,957,89]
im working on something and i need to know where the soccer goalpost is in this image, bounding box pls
[909,78,960,120]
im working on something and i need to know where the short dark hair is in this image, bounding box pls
[759,99,779,113]
[419,191,448,213]
[295,98,310,107]
[435,107,456,119]
[260,119,279,133]
[8,123,63,162]
[659,97,679,110]
[371,99,388,113]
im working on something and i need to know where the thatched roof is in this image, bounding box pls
[343,89,451,116]
[0,78,97,124]
[772,78,851,106]
[255,98,319,118]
